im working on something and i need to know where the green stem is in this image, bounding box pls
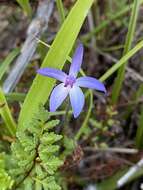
[99,39,143,82]
[63,99,70,135]
[0,48,19,80]
[136,104,143,149]
[6,93,26,102]
[56,0,66,24]
[16,0,32,18]
[0,88,16,136]
[75,90,93,141]
[111,0,140,104]
[49,110,72,116]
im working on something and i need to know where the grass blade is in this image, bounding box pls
[0,88,16,136]
[95,167,143,190]
[111,0,140,104]
[99,40,143,82]
[16,0,32,17]
[56,0,65,24]
[0,48,19,80]
[136,107,143,149]
[6,93,26,102]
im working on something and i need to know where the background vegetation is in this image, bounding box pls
[0,0,143,189]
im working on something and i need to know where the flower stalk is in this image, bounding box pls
[74,90,93,141]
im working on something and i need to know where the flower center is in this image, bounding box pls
[64,75,76,88]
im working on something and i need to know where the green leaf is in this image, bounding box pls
[35,164,47,179]
[99,40,143,82]
[96,167,143,190]
[136,104,143,148]
[10,106,63,189]
[63,136,76,156]
[56,0,65,24]
[19,0,94,128]
[39,145,60,154]
[0,88,16,136]
[40,132,62,145]
[0,48,19,81]
[40,155,63,175]
[16,0,32,17]
[111,0,140,104]
[5,92,26,102]
[0,154,14,190]
[35,181,42,190]
[24,177,33,190]
[44,120,60,131]
[34,177,61,190]
[43,176,61,190]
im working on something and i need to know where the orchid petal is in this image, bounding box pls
[69,85,85,118]
[37,68,67,82]
[50,83,69,112]
[76,76,106,93]
[69,43,84,77]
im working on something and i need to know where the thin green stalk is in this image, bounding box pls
[111,0,140,104]
[99,40,143,82]
[96,167,143,190]
[0,48,19,80]
[108,0,113,13]
[59,100,72,144]
[75,90,93,141]
[56,0,65,24]
[101,44,124,52]
[16,0,32,17]
[136,105,143,149]
[63,99,70,130]
[49,110,72,116]
[5,93,26,102]
[135,84,143,148]
[0,88,16,136]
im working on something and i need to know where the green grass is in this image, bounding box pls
[111,0,140,104]
[0,88,16,136]
[0,49,19,81]
[16,0,32,17]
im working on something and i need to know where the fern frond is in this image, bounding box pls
[9,105,63,190]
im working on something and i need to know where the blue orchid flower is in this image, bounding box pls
[37,44,106,118]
